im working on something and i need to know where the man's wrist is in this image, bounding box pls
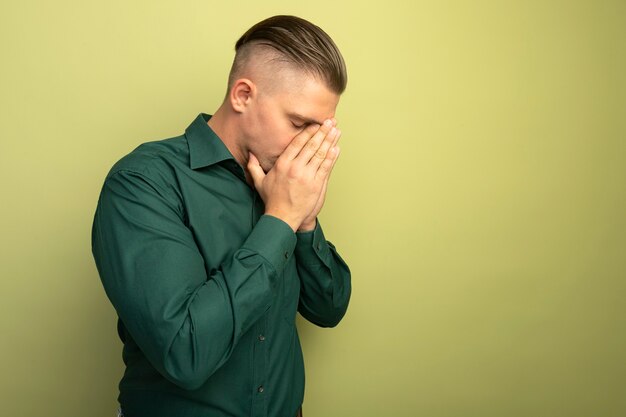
[264,210,300,233]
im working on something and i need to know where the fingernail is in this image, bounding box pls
[324,119,332,127]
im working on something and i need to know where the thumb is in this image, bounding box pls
[247,152,265,189]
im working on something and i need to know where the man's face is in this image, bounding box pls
[244,74,340,173]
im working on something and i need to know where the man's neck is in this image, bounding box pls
[207,106,253,186]
[207,106,247,168]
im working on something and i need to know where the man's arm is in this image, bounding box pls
[294,220,351,327]
[91,169,296,391]
[248,119,351,327]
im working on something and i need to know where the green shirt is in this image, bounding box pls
[91,113,352,417]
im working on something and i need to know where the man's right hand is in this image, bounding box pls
[247,119,341,232]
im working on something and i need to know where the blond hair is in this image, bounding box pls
[227,15,347,95]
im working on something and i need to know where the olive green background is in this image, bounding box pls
[1,1,624,416]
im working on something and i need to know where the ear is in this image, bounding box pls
[229,78,256,113]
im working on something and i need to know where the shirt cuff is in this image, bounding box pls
[242,214,297,275]
[295,219,331,266]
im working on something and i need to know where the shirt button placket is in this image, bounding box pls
[252,317,268,417]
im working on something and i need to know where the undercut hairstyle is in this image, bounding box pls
[227,15,347,96]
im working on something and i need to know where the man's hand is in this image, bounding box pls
[297,127,341,231]
[247,119,341,232]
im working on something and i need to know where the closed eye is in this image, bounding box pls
[291,121,307,129]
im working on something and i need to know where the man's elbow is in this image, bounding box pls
[161,360,211,391]
[169,374,206,391]
[300,304,349,328]
[161,343,231,391]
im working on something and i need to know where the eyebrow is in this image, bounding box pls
[288,113,324,126]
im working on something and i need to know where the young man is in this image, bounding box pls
[91,15,352,417]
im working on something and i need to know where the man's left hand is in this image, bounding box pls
[297,128,342,232]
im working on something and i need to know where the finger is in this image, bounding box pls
[318,172,329,201]
[280,123,320,161]
[315,145,340,181]
[314,146,338,208]
[328,145,341,174]
[307,127,339,170]
[247,152,265,190]
[314,141,340,211]
[312,129,341,171]
[326,145,341,180]
[329,129,341,152]
[293,119,334,164]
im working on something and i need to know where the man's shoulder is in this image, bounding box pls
[106,133,189,182]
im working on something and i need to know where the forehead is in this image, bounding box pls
[273,73,340,123]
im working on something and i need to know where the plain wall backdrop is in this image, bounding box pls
[1,1,624,416]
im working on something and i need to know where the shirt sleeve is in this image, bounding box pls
[91,169,296,390]
[294,219,352,328]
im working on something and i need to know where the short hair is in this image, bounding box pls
[227,15,347,95]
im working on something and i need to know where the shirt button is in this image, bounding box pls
[284,251,289,259]
[258,386,264,393]
[316,242,322,251]
[258,334,265,342]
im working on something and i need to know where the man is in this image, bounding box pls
[91,15,352,417]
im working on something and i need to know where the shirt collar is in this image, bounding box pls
[186,113,236,169]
